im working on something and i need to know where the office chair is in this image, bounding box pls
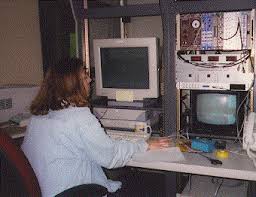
[0,132,108,197]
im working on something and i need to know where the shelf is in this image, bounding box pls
[175,0,255,14]
[72,2,161,19]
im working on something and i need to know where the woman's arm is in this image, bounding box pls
[77,114,148,169]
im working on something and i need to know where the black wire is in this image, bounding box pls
[99,108,108,119]
[182,100,189,111]
[220,19,240,41]
[211,177,244,188]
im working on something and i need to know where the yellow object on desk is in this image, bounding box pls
[215,150,229,159]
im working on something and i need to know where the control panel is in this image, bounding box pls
[179,11,251,50]
[176,10,254,91]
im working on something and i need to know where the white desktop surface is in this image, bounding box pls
[128,146,256,181]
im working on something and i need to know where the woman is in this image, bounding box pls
[21,58,169,197]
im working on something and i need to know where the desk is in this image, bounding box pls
[129,150,256,181]
[128,143,256,196]
[0,126,26,139]
[0,123,26,147]
[0,122,26,139]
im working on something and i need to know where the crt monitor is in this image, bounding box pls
[189,90,247,139]
[93,37,159,101]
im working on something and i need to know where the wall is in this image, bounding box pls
[0,0,43,85]
[126,0,162,45]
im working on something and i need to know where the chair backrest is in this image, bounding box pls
[0,132,41,197]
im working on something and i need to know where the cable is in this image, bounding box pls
[182,101,189,111]
[236,91,253,144]
[235,81,254,141]
[99,108,108,119]
[211,177,246,196]
[250,56,254,70]
[236,119,245,144]
[239,18,244,50]
[228,150,248,157]
[213,178,246,197]
[220,19,240,41]
[177,49,251,69]
[246,147,256,167]
[214,178,223,197]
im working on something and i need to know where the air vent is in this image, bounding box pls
[0,98,12,110]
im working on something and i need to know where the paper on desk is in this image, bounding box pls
[132,147,185,163]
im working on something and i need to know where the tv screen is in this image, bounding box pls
[190,90,247,139]
[196,94,237,125]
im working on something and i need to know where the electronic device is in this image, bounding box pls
[176,50,254,91]
[93,106,159,131]
[93,107,151,121]
[106,129,151,142]
[93,107,159,130]
[187,90,247,139]
[243,112,256,167]
[176,10,254,91]
[93,37,159,107]
[0,85,39,122]
[191,138,215,153]
[99,118,157,131]
[179,13,201,50]
[178,11,251,50]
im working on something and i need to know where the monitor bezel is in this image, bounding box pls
[190,90,247,139]
[93,37,159,101]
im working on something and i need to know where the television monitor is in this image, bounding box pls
[93,37,159,102]
[189,90,247,139]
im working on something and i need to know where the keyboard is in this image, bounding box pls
[106,129,150,142]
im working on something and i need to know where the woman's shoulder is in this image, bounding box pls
[49,106,89,114]
[48,106,94,121]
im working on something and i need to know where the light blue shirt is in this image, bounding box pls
[21,107,148,197]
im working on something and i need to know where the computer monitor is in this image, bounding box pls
[189,90,247,139]
[93,37,159,102]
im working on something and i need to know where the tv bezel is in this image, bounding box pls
[93,37,159,101]
[190,90,247,139]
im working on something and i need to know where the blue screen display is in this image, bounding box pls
[196,94,237,125]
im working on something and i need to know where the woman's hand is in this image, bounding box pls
[146,137,171,151]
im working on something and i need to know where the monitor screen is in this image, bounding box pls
[190,90,247,139]
[196,93,237,125]
[93,38,159,101]
[101,47,149,89]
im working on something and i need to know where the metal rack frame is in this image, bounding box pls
[72,0,256,136]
